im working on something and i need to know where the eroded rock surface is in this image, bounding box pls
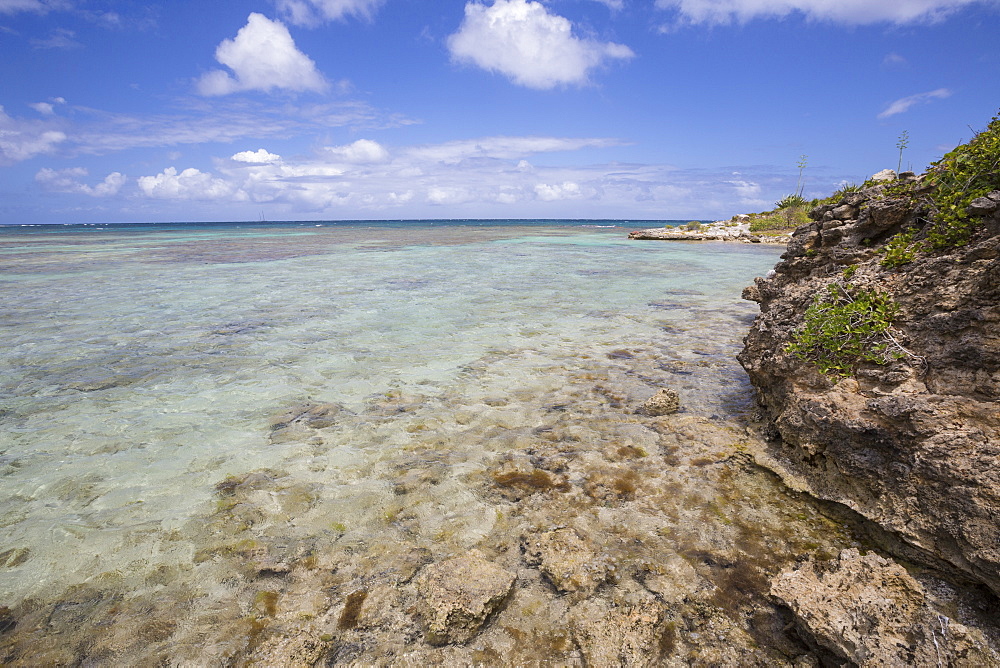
[521,527,614,594]
[739,176,1000,596]
[772,548,999,666]
[637,387,680,416]
[414,550,516,645]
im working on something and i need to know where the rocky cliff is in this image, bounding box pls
[739,118,1000,601]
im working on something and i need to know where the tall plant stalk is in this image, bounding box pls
[795,154,808,197]
[896,130,910,175]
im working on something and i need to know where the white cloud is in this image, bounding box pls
[31,28,81,49]
[275,0,385,25]
[405,136,624,163]
[59,133,839,220]
[323,138,390,164]
[0,0,66,13]
[878,88,952,119]
[70,99,407,155]
[534,181,584,201]
[196,13,327,96]
[35,167,125,196]
[881,52,908,68]
[0,105,67,165]
[231,148,282,163]
[29,102,55,116]
[137,167,243,200]
[655,0,989,25]
[728,178,761,199]
[447,0,634,89]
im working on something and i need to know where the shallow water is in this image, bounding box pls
[0,222,858,664]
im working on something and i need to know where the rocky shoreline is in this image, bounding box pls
[628,219,791,244]
[738,168,1000,664]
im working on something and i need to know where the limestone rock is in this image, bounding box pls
[771,549,998,666]
[413,550,516,645]
[870,168,896,181]
[738,174,1000,597]
[570,597,669,667]
[637,388,680,416]
[969,194,1000,216]
[521,527,614,594]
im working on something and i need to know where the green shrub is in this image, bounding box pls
[922,110,1000,249]
[775,194,808,209]
[685,221,703,231]
[749,206,809,232]
[786,282,905,377]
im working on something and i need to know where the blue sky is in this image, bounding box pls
[1,0,998,223]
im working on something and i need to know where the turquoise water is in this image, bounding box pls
[1,221,837,663]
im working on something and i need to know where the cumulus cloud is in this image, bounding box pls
[137,167,243,200]
[655,0,990,25]
[323,138,390,164]
[91,133,822,219]
[0,105,67,165]
[29,96,66,116]
[878,88,952,118]
[534,181,583,200]
[275,0,385,25]
[197,13,327,96]
[231,148,282,163]
[35,167,126,196]
[30,102,55,115]
[447,0,634,89]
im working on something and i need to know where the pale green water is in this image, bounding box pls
[1,222,831,663]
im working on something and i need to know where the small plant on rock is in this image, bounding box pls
[881,228,920,268]
[786,282,915,377]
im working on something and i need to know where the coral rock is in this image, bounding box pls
[521,527,614,594]
[637,388,680,416]
[771,549,997,666]
[414,550,515,645]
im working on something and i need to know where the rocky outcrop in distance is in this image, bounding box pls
[629,219,790,244]
[739,171,1000,600]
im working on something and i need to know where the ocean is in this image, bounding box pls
[0,220,856,664]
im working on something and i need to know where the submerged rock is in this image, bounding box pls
[771,549,999,666]
[521,527,615,594]
[637,388,680,416]
[414,550,516,645]
[268,402,348,444]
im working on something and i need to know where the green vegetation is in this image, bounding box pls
[775,194,807,209]
[881,228,920,268]
[747,205,809,232]
[923,111,1000,248]
[786,282,906,377]
[685,221,703,231]
[872,111,1000,265]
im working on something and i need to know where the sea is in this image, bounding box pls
[0,220,858,664]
